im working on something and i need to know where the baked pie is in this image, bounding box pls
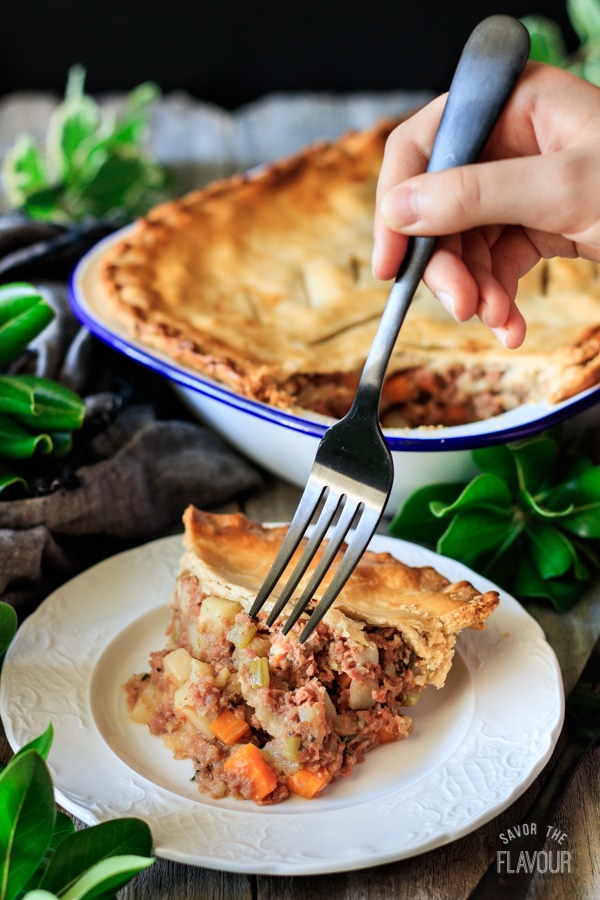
[125,506,499,804]
[100,121,600,428]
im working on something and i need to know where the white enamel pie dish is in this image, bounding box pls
[70,228,600,514]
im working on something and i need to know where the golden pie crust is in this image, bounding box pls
[99,120,600,427]
[181,506,499,688]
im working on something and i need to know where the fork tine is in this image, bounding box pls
[296,508,381,643]
[281,497,364,636]
[265,489,345,627]
[247,479,326,619]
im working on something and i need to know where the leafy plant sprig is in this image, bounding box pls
[0,282,85,496]
[523,0,600,84]
[2,66,167,224]
[0,724,154,900]
[389,432,600,611]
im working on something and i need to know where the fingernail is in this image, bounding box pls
[492,326,510,349]
[371,244,378,277]
[436,291,456,319]
[381,185,419,228]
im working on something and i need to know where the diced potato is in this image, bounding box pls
[163,647,192,686]
[173,658,215,713]
[130,697,152,724]
[129,683,161,724]
[215,667,230,688]
[349,679,376,710]
[355,642,379,667]
[199,596,242,632]
[178,706,214,737]
[249,636,271,657]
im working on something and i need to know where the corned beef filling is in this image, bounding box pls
[125,571,422,804]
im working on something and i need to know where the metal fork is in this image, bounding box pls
[248,15,530,642]
[467,627,600,899]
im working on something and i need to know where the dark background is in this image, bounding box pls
[1,1,577,107]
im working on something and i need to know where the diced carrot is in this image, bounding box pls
[223,743,278,801]
[336,673,351,689]
[286,767,331,799]
[377,727,399,744]
[210,709,250,745]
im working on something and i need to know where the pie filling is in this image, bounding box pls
[126,577,419,804]
[124,508,499,805]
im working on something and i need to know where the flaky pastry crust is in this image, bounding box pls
[99,121,600,426]
[181,506,499,688]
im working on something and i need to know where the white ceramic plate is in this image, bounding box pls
[69,229,600,511]
[0,532,563,875]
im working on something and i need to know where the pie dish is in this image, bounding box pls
[98,119,600,429]
[125,506,499,804]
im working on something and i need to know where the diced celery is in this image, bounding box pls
[248,657,270,688]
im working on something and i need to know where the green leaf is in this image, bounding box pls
[49,813,75,850]
[0,463,27,496]
[388,482,465,544]
[9,725,54,767]
[429,472,513,518]
[21,890,58,899]
[524,521,578,578]
[522,14,568,64]
[0,297,54,367]
[39,819,153,898]
[0,415,54,459]
[0,284,45,324]
[513,551,585,611]
[46,67,101,183]
[472,443,518,492]
[0,602,17,656]
[437,509,516,568]
[21,189,67,224]
[518,487,574,519]
[0,376,85,431]
[0,750,56,900]
[568,0,600,44]
[57,855,153,900]
[1,135,49,209]
[512,434,559,493]
[3,66,165,224]
[551,467,600,538]
[107,81,161,148]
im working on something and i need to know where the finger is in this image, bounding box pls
[378,151,600,243]
[490,301,527,350]
[488,226,544,298]
[373,97,447,279]
[422,233,527,348]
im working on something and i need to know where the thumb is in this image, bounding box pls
[379,153,571,237]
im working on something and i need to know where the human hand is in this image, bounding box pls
[372,62,600,348]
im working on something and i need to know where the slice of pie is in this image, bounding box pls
[125,506,499,804]
[100,119,600,428]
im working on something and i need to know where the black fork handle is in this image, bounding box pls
[357,14,530,408]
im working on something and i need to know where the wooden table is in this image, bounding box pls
[2,474,598,900]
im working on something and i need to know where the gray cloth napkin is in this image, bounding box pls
[0,230,263,618]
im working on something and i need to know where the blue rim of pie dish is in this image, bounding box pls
[68,236,600,453]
